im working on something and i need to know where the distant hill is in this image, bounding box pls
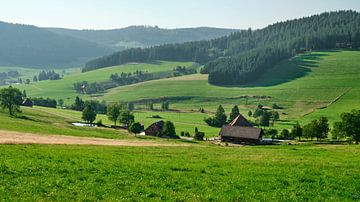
[85,11,360,86]
[0,21,113,68]
[0,21,237,68]
[46,26,238,50]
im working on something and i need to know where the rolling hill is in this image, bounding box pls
[13,50,360,134]
[46,26,238,50]
[85,11,360,86]
[0,21,236,68]
[0,21,113,67]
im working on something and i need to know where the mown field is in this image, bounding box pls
[1,144,359,201]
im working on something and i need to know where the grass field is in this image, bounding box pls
[99,50,360,128]
[16,61,194,104]
[2,50,360,135]
[0,107,131,139]
[37,106,220,137]
[1,144,359,201]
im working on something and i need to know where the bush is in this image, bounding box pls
[129,122,142,134]
[194,132,205,141]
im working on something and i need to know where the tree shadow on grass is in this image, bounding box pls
[242,53,330,87]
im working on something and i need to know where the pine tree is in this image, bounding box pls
[229,105,240,121]
[215,105,227,127]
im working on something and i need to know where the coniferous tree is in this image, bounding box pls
[229,105,240,122]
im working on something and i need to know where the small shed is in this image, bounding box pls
[220,126,263,144]
[145,121,164,136]
[22,98,33,107]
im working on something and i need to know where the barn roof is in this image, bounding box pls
[229,114,253,127]
[220,126,263,140]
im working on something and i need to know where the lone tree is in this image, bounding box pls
[129,122,142,134]
[72,96,84,111]
[58,99,64,107]
[107,103,121,126]
[127,102,135,111]
[333,110,360,144]
[82,103,96,124]
[161,101,170,111]
[280,129,290,140]
[120,110,135,127]
[0,86,23,116]
[229,105,240,122]
[259,112,271,128]
[162,121,177,138]
[270,111,280,126]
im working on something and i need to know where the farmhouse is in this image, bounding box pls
[22,98,33,107]
[220,115,263,144]
[145,120,164,136]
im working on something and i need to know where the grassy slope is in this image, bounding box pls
[16,61,194,104]
[40,106,220,137]
[1,144,359,201]
[100,50,360,127]
[0,106,131,139]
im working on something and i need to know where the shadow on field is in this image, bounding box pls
[241,53,329,87]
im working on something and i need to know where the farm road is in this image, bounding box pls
[0,130,188,147]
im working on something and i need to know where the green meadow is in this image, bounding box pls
[15,61,194,104]
[2,50,359,135]
[100,50,360,128]
[1,144,359,201]
[0,107,129,139]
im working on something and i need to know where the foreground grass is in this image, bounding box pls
[0,144,359,201]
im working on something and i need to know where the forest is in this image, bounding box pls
[85,11,360,85]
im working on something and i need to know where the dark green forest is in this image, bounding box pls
[85,11,360,85]
[0,22,234,67]
[47,26,237,50]
[0,22,112,67]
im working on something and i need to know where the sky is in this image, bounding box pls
[0,0,359,30]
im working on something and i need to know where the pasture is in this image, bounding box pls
[1,144,359,201]
[15,61,194,104]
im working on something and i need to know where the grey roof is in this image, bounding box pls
[220,126,263,140]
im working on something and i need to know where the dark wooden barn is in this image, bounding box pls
[145,120,164,136]
[220,126,263,144]
[220,114,263,144]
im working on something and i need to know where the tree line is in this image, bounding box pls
[75,66,197,95]
[84,11,360,85]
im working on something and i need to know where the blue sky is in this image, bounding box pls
[0,0,359,29]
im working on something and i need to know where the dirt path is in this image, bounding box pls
[0,130,186,147]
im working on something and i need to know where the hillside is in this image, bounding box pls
[13,50,360,134]
[85,11,360,85]
[0,22,234,68]
[46,26,238,50]
[17,61,194,102]
[0,21,112,67]
[97,50,360,127]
